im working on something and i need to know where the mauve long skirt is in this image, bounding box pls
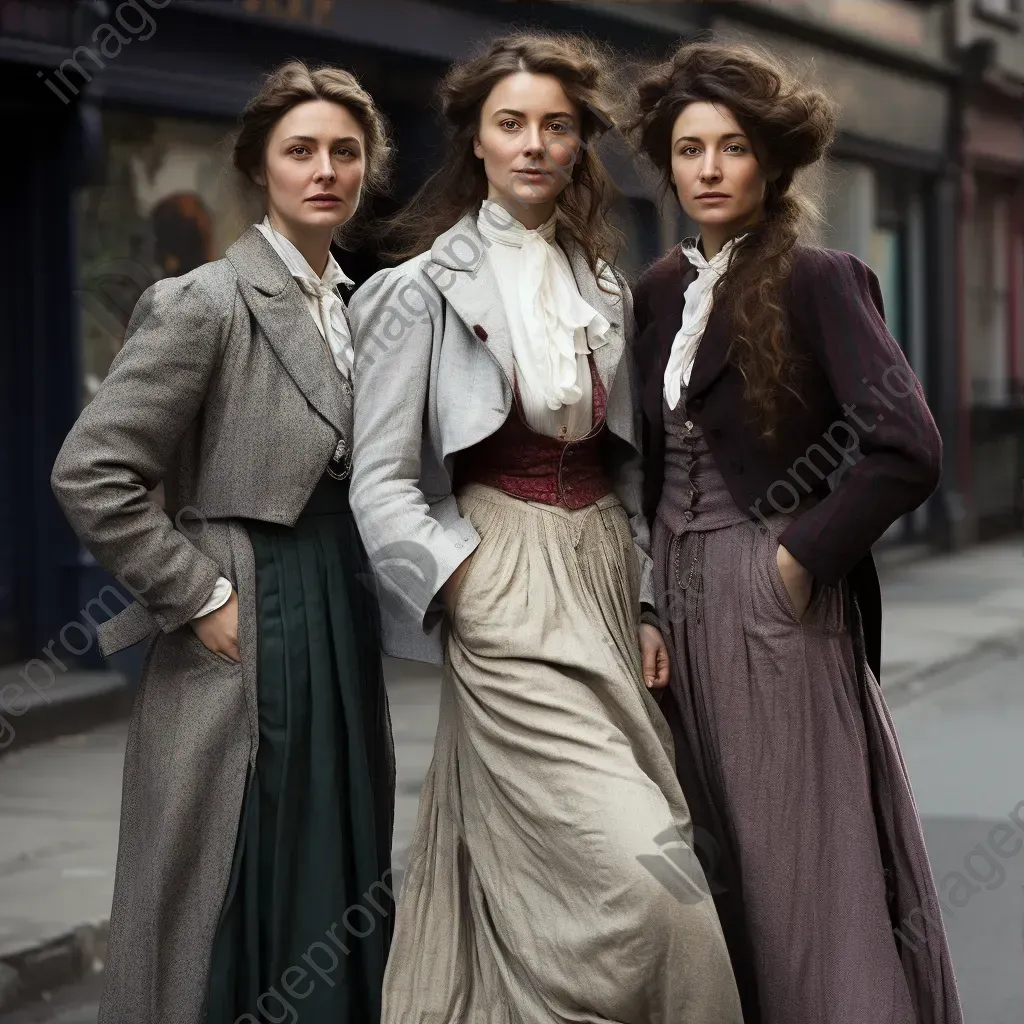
[652,511,963,1024]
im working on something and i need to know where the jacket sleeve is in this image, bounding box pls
[778,248,942,584]
[50,271,231,633]
[348,266,480,635]
[608,272,656,613]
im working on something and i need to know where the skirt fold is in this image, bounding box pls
[653,512,962,1024]
[205,503,394,1023]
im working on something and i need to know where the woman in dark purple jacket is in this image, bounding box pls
[625,40,963,1024]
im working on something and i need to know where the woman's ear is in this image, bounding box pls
[472,134,483,160]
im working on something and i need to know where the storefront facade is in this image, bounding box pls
[954,0,1024,540]
[3,0,984,664]
[0,0,691,664]
[960,100,1024,537]
[708,2,956,545]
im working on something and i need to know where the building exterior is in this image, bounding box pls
[953,0,1024,540]
[571,0,960,549]
[0,0,679,666]
[1,0,1017,668]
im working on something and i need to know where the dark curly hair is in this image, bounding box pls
[384,31,623,274]
[624,40,838,436]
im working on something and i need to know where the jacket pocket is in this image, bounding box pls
[185,626,242,668]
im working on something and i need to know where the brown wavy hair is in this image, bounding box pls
[233,60,393,244]
[624,41,837,436]
[384,31,622,273]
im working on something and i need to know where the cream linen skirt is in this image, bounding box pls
[381,483,742,1024]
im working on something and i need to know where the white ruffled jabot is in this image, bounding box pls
[477,200,610,413]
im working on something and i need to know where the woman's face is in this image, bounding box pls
[670,100,767,244]
[473,71,582,225]
[257,99,366,238]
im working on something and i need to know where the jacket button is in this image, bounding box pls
[683,510,694,522]
[684,420,694,431]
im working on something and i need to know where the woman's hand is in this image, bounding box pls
[191,590,240,662]
[776,544,813,620]
[440,555,474,619]
[639,623,670,690]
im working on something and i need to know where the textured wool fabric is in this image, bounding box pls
[652,406,963,1024]
[255,214,356,376]
[381,483,744,1024]
[49,228,376,1024]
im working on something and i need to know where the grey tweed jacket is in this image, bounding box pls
[50,226,370,1024]
[348,213,653,666]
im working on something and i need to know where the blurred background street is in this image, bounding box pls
[2,0,1023,1020]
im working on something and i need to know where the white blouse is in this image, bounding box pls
[255,215,356,377]
[663,235,744,411]
[193,220,356,623]
[477,200,610,440]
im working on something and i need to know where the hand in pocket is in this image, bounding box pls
[191,590,240,662]
[775,544,813,620]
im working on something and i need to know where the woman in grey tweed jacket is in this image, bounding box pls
[51,62,396,1024]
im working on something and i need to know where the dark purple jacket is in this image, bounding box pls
[633,241,943,679]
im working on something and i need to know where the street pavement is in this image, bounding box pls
[0,535,1021,1021]
[889,652,1024,1024]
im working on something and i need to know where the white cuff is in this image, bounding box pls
[192,576,233,619]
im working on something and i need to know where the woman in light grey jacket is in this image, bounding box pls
[349,32,742,1024]
[51,62,395,1024]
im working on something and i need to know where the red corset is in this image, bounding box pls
[454,358,612,510]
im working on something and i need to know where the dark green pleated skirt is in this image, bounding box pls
[205,473,394,1023]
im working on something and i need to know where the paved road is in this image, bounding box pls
[5,650,1022,1023]
[888,651,1024,1024]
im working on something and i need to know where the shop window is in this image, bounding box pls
[965,181,1012,407]
[76,111,248,407]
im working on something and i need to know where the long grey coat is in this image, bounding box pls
[348,213,653,665]
[50,227,374,1024]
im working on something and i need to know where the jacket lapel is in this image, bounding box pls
[644,248,690,423]
[227,227,349,435]
[563,238,626,400]
[429,215,515,387]
[686,302,731,401]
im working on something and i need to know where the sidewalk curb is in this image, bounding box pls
[882,625,1024,703]
[0,922,108,1014]
[0,671,133,761]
